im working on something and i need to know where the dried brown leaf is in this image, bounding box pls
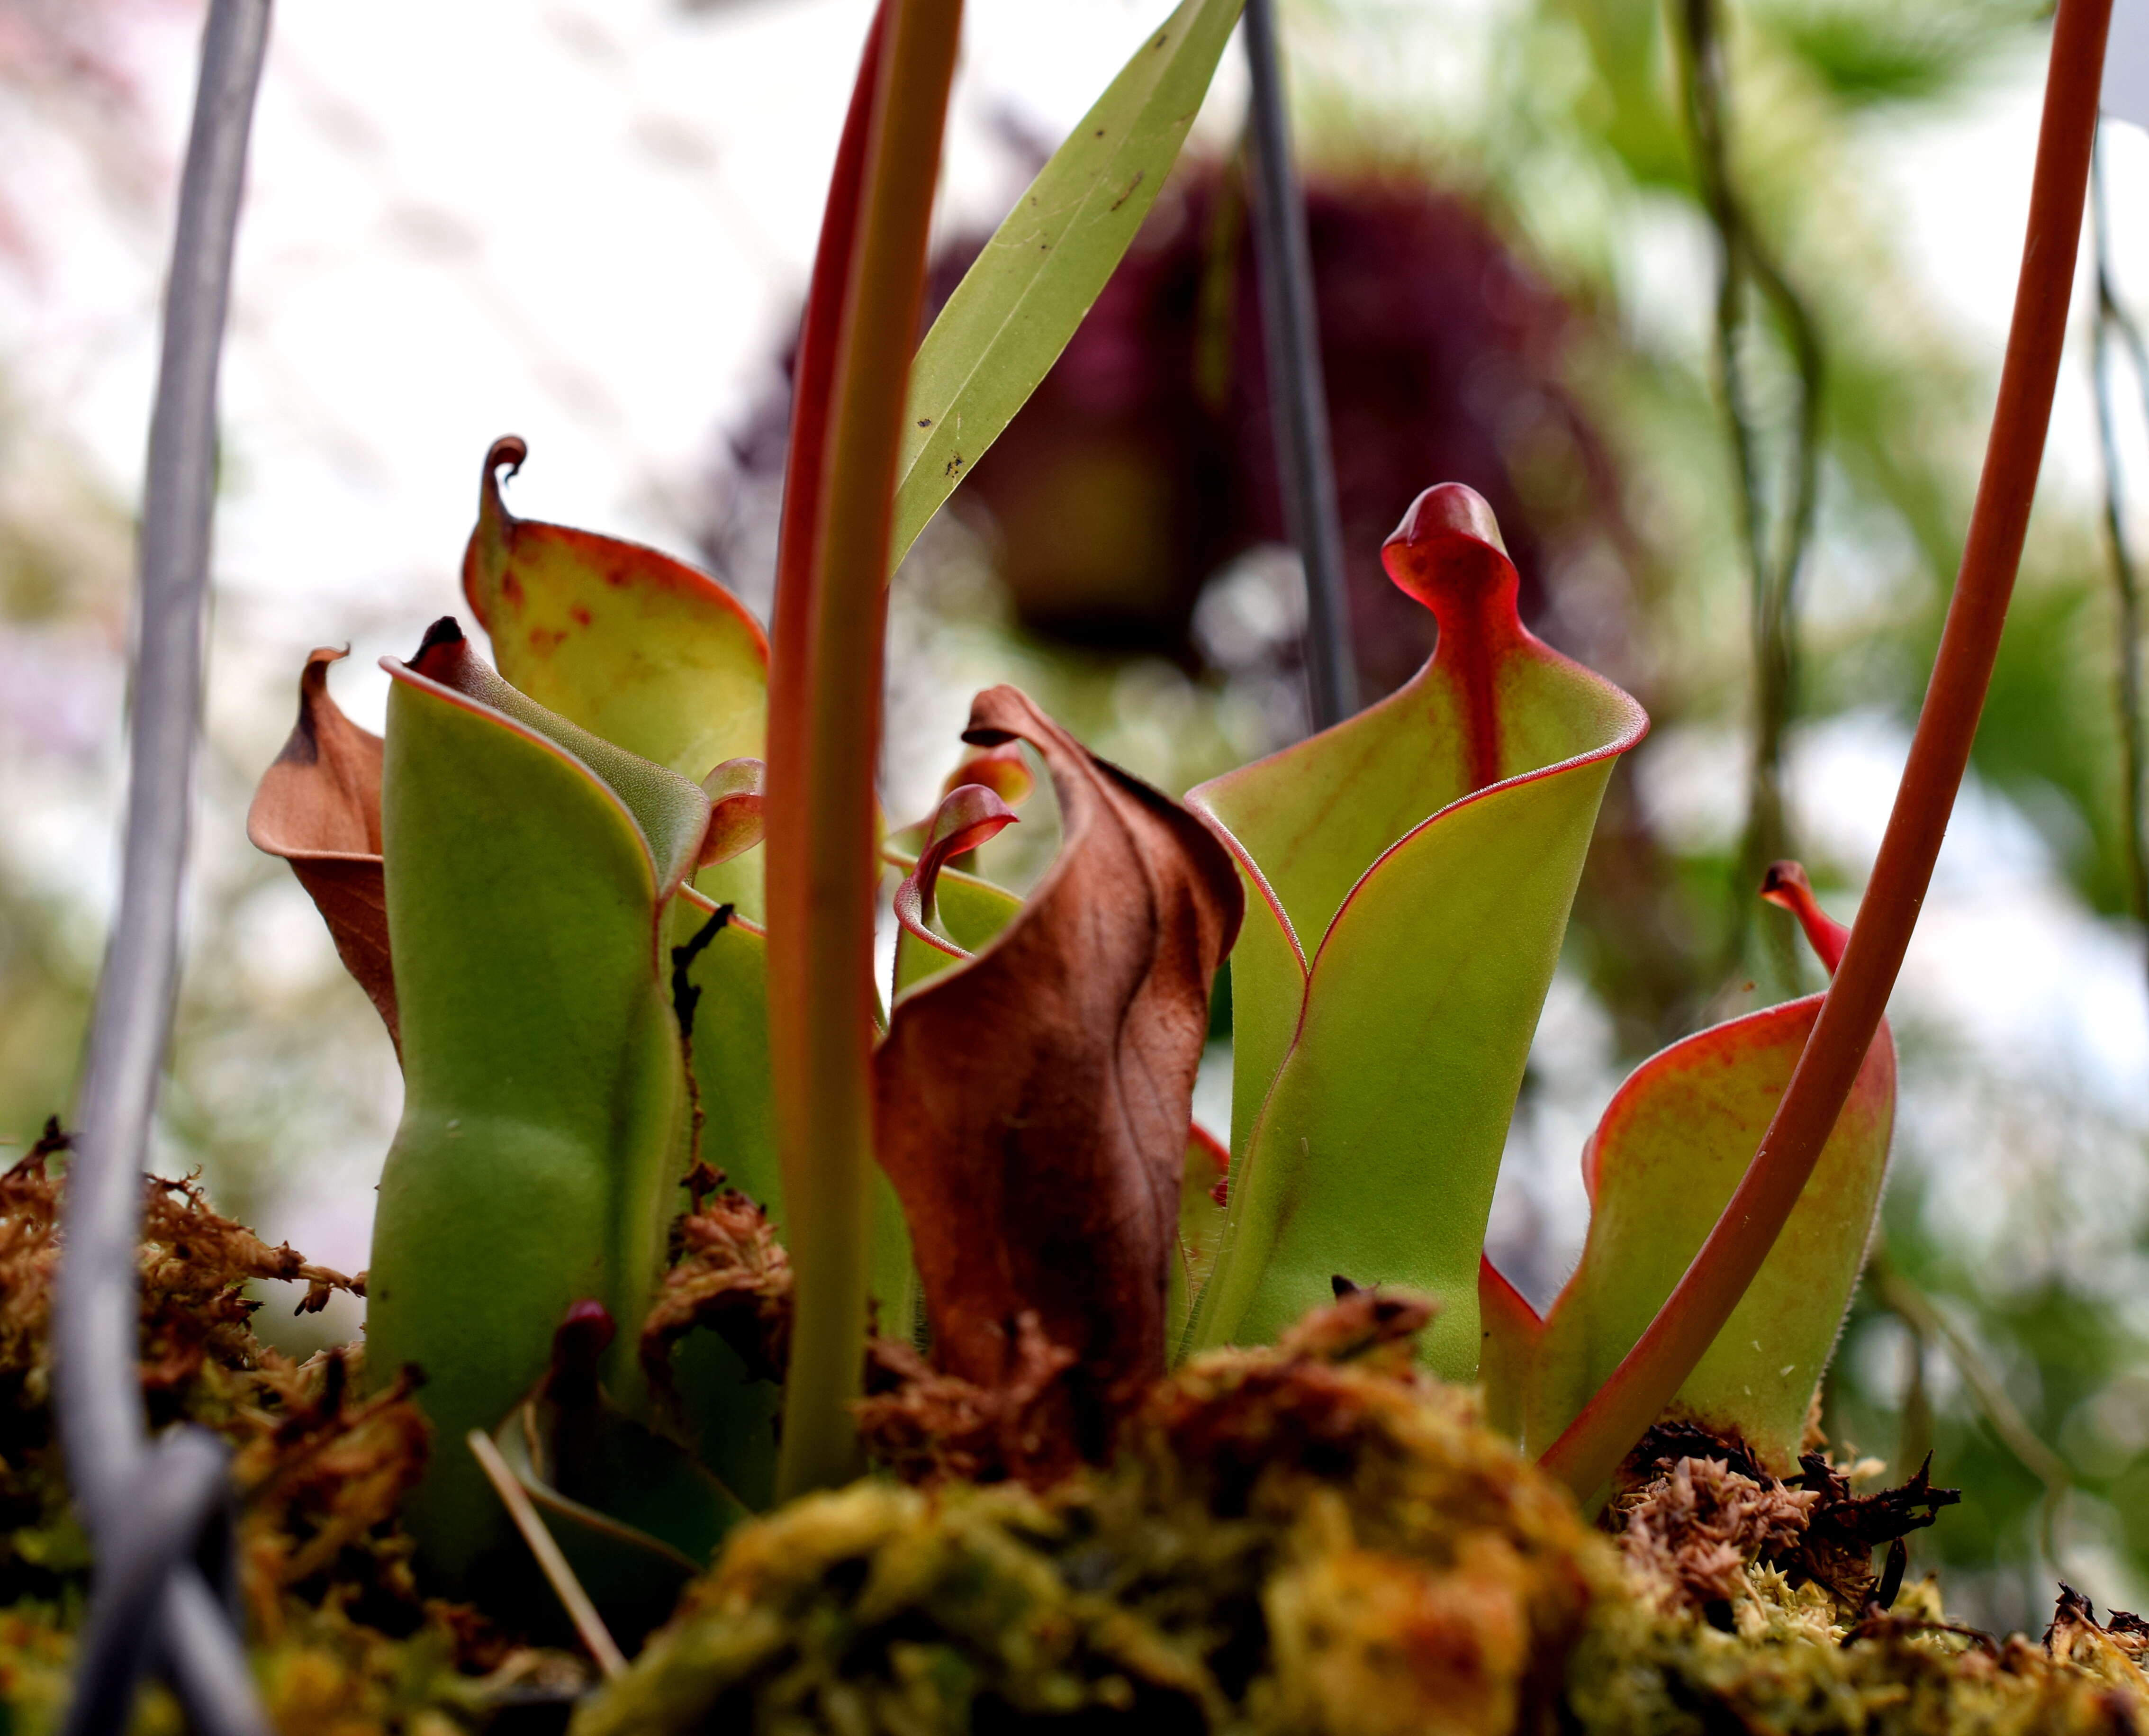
[874,686,1243,1474]
[246,648,397,1050]
[2048,1583,2149,1697]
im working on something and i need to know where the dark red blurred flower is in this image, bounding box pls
[721,161,1634,705]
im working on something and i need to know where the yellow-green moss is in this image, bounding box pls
[1569,1568,2149,1735]
[574,1296,2149,1736]
[0,1596,594,1736]
[6,1155,2144,1736]
[574,1296,1602,1736]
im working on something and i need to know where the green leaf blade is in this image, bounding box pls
[889,0,1244,566]
[1169,1122,1231,1356]
[674,900,779,1210]
[1194,759,1622,1377]
[1521,988,1896,1472]
[668,895,915,1377]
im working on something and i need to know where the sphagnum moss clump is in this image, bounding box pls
[575,1291,2149,1736]
[574,1290,1599,1736]
[0,1142,590,1735]
[4,1160,2144,1734]
[1569,1573,2149,1736]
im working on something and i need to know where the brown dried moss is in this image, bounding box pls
[1571,1450,2149,1735]
[0,1133,586,1732]
[856,1310,1077,1488]
[1617,1421,1960,1617]
[1618,1455,1818,1611]
[638,1165,793,1408]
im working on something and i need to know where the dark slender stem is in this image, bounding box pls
[1675,0,1824,987]
[2090,127,2149,975]
[1541,0,2113,1500]
[53,3,273,1733]
[1242,0,1356,731]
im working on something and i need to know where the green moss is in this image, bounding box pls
[5,1157,2143,1736]
[1569,1570,2149,1735]
[575,1294,1601,1736]
[576,1296,2149,1736]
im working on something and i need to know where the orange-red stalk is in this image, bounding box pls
[1539,0,2114,1499]
[767,8,883,706]
[767,0,964,1501]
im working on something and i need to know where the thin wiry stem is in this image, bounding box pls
[1674,0,1825,988]
[1541,0,2113,1501]
[768,0,964,1501]
[466,1433,626,1679]
[1243,0,1356,731]
[53,2,273,1733]
[1871,1264,2075,1576]
[2090,126,2149,978]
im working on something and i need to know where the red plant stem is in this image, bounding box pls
[767,6,885,720]
[763,0,880,1500]
[1539,0,2113,1499]
[768,0,964,1501]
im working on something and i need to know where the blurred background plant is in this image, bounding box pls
[3,0,2146,1637]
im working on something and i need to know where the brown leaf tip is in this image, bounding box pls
[1758,858,1850,974]
[483,434,528,513]
[415,615,465,655]
[271,648,353,768]
[1759,859,1809,900]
